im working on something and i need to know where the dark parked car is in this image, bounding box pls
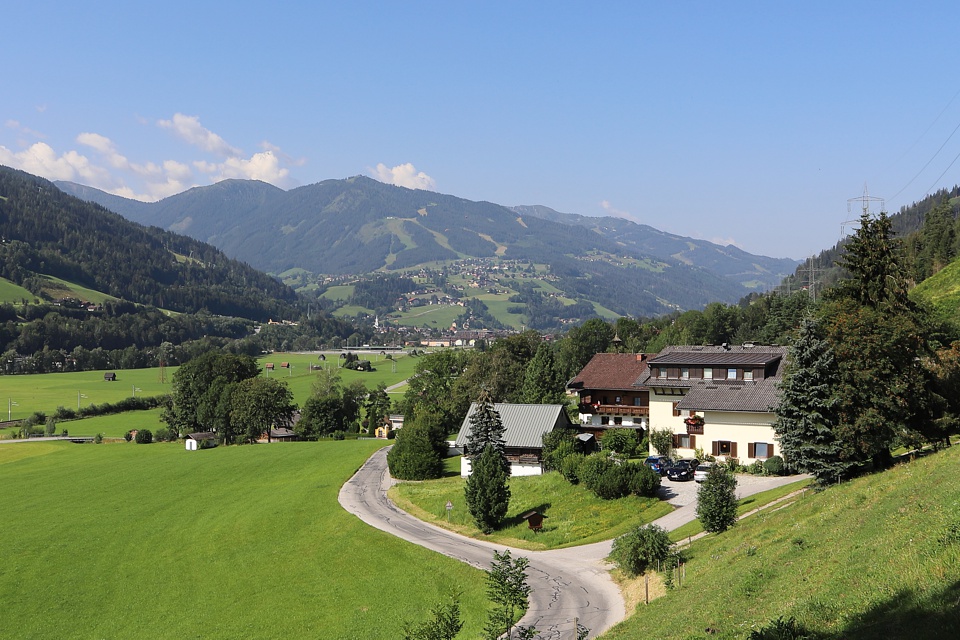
[667,458,700,481]
[644,455,673,476]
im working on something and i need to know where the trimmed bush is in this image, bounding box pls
[763,455,785,476]
[629,463,662,497]
[578,453,612,490]
[134,429,153,444]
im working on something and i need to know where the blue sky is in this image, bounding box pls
[4,2,960,259]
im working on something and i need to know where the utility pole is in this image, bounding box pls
[843,183,884,238]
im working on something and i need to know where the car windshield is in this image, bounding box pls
[696,465,710,471]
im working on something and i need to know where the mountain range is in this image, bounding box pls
[56,176,799,318]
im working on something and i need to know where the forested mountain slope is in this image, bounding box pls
[1,166,296,320]
[56,176,794,317]
[511,204,799,289]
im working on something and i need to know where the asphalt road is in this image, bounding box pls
[338,449,808,638]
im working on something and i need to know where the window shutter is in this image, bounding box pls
[748,443,755,458]
[690,435,696,449]
[672,434,680,448]
[731,442,738,457]
[770,443,775,457]
[711,441,719,456]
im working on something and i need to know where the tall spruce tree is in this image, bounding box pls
[465,390,508,467]
[520,342,565,404]
[824,209,934,469]
[774,318,851,483]
[465,444,511,534]
[695,463,738,533]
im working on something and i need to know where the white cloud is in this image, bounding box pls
[372,162,436,190]
[196,150,290,184]
[3,113,298,201]
[157,113,242,157]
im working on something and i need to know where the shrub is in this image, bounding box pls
[609,524,671,576]
[387,423,444,480]
[593,464,636,500]
[748,460,766,475]
[60,428,68,437]
[600,428,638,457]
[578,453,612,491]
[560,454,584,484]
[154,427,171,442]
[134,429,153,444]
[749,616,823,640]
[649,427,674,457]
[332,430,346,440]
[124,430,133,442]
[629,463,662,497]
[763,455,785,476]
[54,406,76,420]
[44,417,57,437]
[94,433,103,444]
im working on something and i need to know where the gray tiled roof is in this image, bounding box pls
[455,403,572,449]
[676,381,780,413]
[641,344,787,413]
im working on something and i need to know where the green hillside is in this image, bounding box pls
[1,166,296,320]
[911,255,960,320]
[602,446,960,639]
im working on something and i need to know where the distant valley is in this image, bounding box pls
[56,177,799,326]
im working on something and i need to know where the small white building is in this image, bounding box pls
[185,432,216,450]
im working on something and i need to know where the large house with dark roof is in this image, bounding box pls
[454,403,573,477]
[566,353,655,437]
[637,344,787,464]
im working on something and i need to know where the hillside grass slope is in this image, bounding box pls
[602,445,960,639]
[0,440,489,639]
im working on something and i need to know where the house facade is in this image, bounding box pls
[454,403,573,477]
[637,344,787,464]
[566,353,654,438]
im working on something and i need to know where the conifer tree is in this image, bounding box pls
[774,318,852,484]
[520,342,565,404]
[465,444,511,534]
[696,464,737,533]
[465,389,508,466]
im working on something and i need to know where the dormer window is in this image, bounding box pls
[681,367,689,380]
[744,370,754,381]
[727,368,737,380]
[704,368,713,380]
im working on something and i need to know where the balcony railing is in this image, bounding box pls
[579,404,649,417]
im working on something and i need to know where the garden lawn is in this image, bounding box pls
[0,439,489,640]
[601,445,960,639]
[391,468,673,550]
[58,408,167,438]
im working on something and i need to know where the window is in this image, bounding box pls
[744,369,754,381]
[615,396,622,404]
[681,367,689,380]
[633,397,644,406]
[749,442,773,459]
[704,368,713,380]
[601,416,610,425]
[727,368,738,380]
[673,433,696,449]
[613,417,622,425]
[712,440,737,457]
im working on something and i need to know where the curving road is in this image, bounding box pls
[338,448,808,638]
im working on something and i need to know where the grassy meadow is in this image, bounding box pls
[1,351,419,437]
[0,439,490,639]
[602,445,960,639]
[391,466,674,550]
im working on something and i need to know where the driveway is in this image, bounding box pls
[338,448,807,638]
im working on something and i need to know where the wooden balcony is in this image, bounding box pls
[579,404,649,417]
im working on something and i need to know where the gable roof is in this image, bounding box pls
[455,403,572,449]
[567,353,655,391]
[639,344,787,413]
